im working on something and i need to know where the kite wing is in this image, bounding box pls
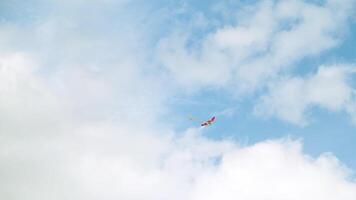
[210,116,215,122]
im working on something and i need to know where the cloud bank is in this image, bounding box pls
[2,122,356,199]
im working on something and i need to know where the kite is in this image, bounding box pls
[201,116,216,127]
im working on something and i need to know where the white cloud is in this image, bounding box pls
[254,65,356,125]
[191,139,356,200]
[157,0,356,124]
[0,0,171,123]
[0,52,63,133]
[157,0,355,93]
[157,32,232,88]
[1,121,356,199]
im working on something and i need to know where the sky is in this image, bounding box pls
[1,0,356,199]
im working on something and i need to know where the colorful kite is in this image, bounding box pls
[201,116,216,127]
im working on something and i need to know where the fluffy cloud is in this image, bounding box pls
[157,0,355,93]
[254,65,356,125]
[0,52,63,133]
[1,122,356,199]
[157,0,356,125]
[191,139,356,200]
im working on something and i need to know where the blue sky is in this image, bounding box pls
[1,0,356,199]
[161,0,356,169]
